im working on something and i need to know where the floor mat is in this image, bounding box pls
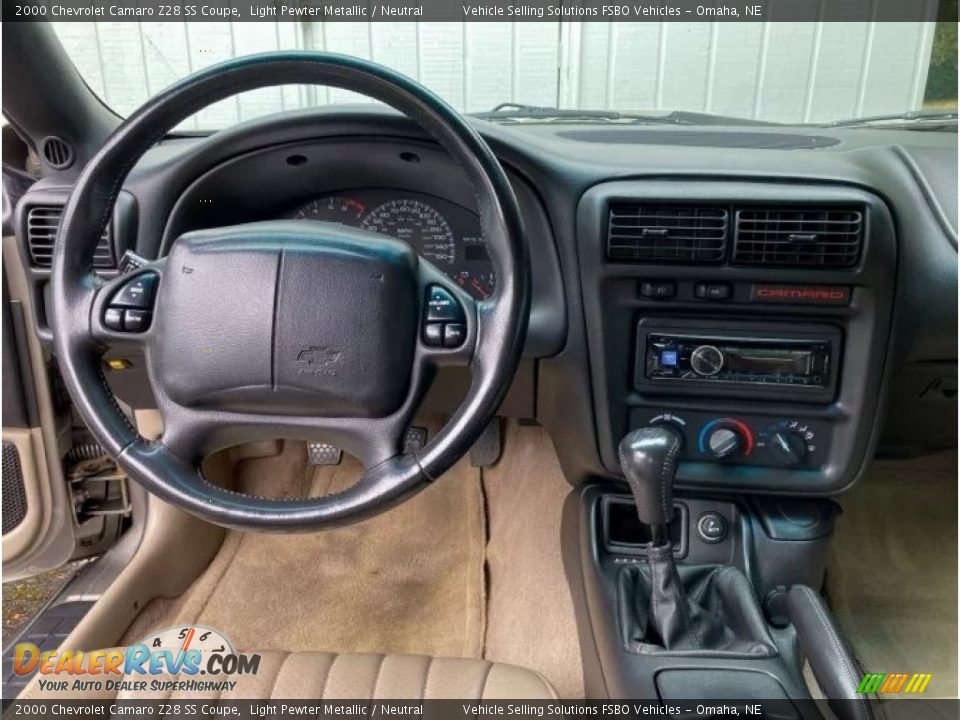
[124,441,487,659]
[483,422,585,699]
[826,450,957,698]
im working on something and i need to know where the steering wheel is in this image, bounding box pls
[51,53,530,531]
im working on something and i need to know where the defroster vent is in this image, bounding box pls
[733,208,863,268]
[607,204,729,262]
[25,205,114,269]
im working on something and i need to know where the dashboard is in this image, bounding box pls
[13,107,958,496]
[285,190,494,300]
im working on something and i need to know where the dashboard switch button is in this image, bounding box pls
[640,280,676,299]
[694,282,732,301]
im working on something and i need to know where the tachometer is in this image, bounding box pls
[291,196,367,225]
[362,199,456,266]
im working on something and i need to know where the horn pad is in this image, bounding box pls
[153,221,418,417]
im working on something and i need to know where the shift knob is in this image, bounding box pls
[618,425,682,528]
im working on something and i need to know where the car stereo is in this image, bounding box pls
[635,320,842,402]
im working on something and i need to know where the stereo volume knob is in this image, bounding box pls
[690,345,724,376]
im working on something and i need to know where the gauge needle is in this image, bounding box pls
[180,627,195,653]
[170,626,196,674]
[471,279,491,300]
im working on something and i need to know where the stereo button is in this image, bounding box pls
[690,345,724,376]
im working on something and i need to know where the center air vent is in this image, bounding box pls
[733,208,863,268]
[25,206,114,269]
[607,204,729,262]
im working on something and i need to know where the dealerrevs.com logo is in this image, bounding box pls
[14,626,260,695]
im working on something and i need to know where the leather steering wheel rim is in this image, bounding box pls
[51,52,530,531]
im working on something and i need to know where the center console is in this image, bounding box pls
[564,179,896,713]
[563,423,870,715]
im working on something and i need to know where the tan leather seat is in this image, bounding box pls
[24,651,558,700]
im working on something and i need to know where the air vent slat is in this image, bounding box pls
[607,204,728,263]
[733,208,863,268]
[25,206,115,269]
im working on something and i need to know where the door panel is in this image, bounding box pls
[2,236,77,580]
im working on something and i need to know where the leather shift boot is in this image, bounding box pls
[619,545,777,657]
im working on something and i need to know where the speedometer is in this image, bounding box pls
[362,199,456,266]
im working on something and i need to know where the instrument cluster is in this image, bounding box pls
[288,190,495,300]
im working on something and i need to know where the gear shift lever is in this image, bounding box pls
[617,425,774,654]
[618,425,682,547]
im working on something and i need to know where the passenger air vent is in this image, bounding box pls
[733,208,863,268]
[607,204,729,262]
[25,206,114,269]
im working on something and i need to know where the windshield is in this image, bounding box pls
[53,20,957,130]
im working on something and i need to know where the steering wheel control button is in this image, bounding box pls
[697,512,729,544]
[443,323,466,348]
[111,272,159,309]
[690,344,724,376]
[640,280,676,299]
[425,285,465,323]
[103,308,124,332]
[423,322,445,347]
[423,285,466,348]
[103,272,158,333]
[694,282,732,301]
[122,309,152,333]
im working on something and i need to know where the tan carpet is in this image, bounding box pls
[826,450,958,698]
[122,424,585,698]
[124,440,487,659]
[482,421,585,699]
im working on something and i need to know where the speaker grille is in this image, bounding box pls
[2,442,28,534]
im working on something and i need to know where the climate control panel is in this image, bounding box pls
[629,409,829,469]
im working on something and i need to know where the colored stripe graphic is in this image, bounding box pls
[858,672,932,694]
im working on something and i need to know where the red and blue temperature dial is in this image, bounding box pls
[698,418,755,460]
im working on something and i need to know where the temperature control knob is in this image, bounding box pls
[707,426,745,460]
[690,345,724,376]
[768,430,808,467]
